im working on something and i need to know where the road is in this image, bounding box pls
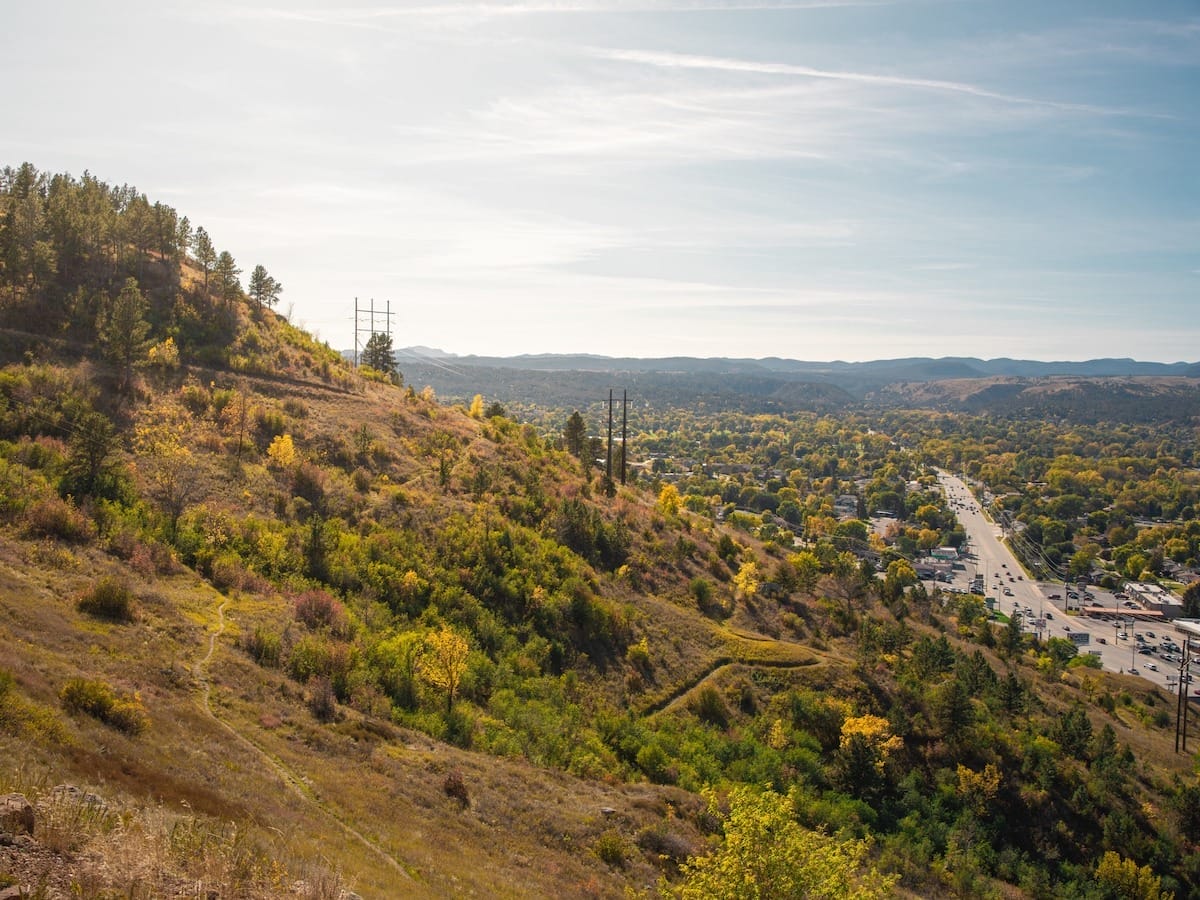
[935,470,1192,693]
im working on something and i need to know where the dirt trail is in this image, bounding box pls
[193,596,413,883]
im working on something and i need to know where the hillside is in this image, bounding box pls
[3,163,1200,898]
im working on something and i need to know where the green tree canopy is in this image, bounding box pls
[97,276,150,391]
[361,331,396,375]
[247,264,282,309]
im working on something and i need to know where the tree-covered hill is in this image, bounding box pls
[2,163,1199,898]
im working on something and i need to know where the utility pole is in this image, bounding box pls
[601,389,633,486]
[605,389,613,482]
[1176,638,1185,758]
[620,389,629,485]
[353,297,394,367]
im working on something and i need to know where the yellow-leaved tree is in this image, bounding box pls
[1093,851,1173,900]
[657,483,681,517]
[266,433,296,469]
[732,560,760,601]
[674,785,896,899]
[134,409,200,539]
[468,394,485,419]
[422,625,471,713]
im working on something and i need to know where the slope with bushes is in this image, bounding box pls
[2,163,1199,898]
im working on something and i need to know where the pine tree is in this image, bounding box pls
[97,277,151,391]
[214,251,241,303]
[361,331,396,374]
[564,411,586,458]
[247,264,282,309]
[192,227,215,294]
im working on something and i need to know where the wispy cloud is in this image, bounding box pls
[226,0,894,28]
[590,47,1154,116]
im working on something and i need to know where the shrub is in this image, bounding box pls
[282,398,308,418]
[292,461,326,507]
[626,637,652,674]
[208,551,247,591]
[636,825,694,868]
[60,678,148,735]
[0,669,69,743]
[293,589,349,637]
[593,829,628,868]
[694,684,730,729]
[443,770,470,808]
[25,496,92,542]
[76,576,135,622]
[243,626,282,667]
[351,467,372,493]
[308,676,336,722]
[255,408,287,442]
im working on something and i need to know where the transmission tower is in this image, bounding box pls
[353,297,395,366]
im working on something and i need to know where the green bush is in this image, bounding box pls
[594,829,628,868]
[243,626,281,667]
[76,576,135,622]
[60,678,148,735]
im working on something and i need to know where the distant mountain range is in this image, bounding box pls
[390,350,1199,379]
[371,349,1200,420]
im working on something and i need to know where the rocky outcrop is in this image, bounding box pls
[0,793,34,837]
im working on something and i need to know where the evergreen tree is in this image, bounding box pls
[175,215,192,263]
[361,331,396,374]
[247,264,282,309]
[97,276,150,391]
[192,227,215,294]
[214,250,241,303]
[564,411,586,458]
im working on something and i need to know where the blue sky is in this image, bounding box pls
[4,1,1198,361]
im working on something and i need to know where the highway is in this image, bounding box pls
[935,470,1192,694]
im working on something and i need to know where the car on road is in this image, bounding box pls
[1098,637,1107,644]
[1147,663,1159,671]
[1146,631,1156,639]
[1139,648,1153,655]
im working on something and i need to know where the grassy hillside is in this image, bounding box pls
[3,164,1200,898]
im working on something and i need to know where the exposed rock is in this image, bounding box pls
[0,794,34,836]
[48,783,106,809]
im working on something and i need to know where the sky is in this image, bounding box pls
[3,1,1198,362]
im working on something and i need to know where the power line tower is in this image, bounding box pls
[353,297,395,367]
[604,389,633,485]
[1176,635,1193,753]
